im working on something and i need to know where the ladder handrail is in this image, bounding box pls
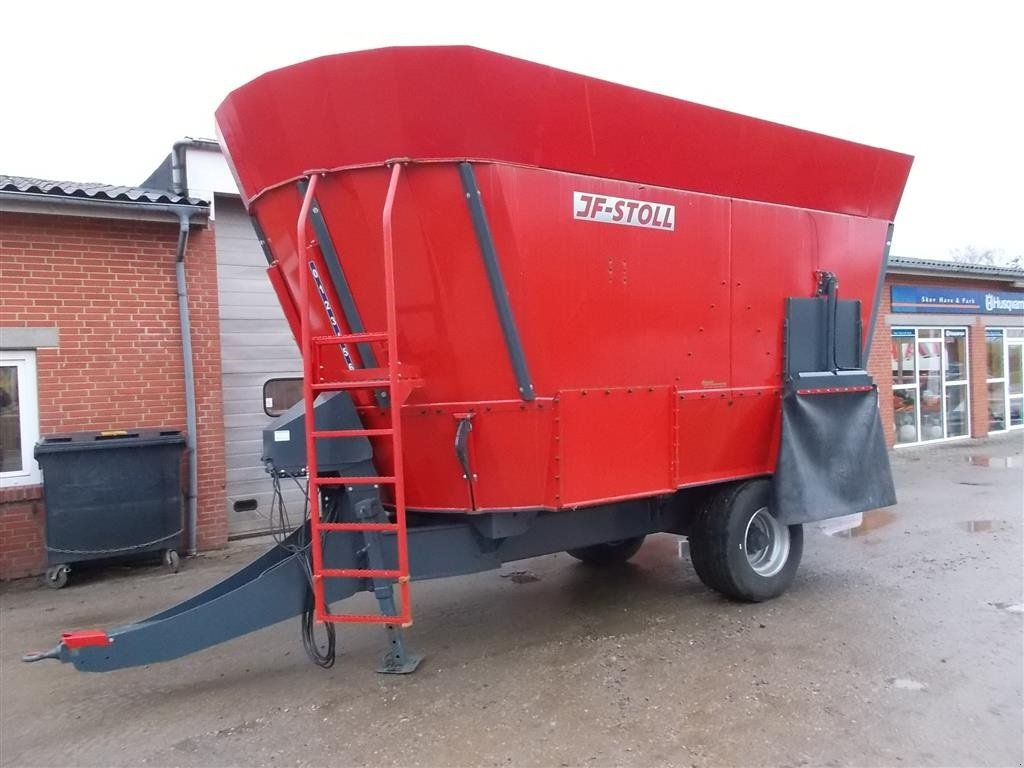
[381,162,411,621]
[295,174,327,615]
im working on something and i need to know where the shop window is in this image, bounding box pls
[943,330,968,438]
[0,350,41,485]
[1009,339,1024,428]
[891,328,918,444]
[891,329,916,386]
[890,327,970,445]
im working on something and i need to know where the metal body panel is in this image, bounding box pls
[241,161,896,513]
[213,47,908,517]
[215,47,911,220]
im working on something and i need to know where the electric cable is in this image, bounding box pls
[267,462,336,668]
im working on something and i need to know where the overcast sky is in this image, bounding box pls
[3,1,1021,261]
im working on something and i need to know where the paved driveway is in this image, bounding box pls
[2,435,1021,767]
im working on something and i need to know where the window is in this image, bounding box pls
[987,329,1007,432]
[943,329,968,438]
[263,378,303,417]
[1008,330,1024,428]
[0,350,40,486]
[890,327,970,445]
[891,329,917,444]
[987,328,1024,431]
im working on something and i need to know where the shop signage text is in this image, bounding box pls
[891,284,1024,315]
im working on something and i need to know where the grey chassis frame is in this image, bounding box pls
[27,472,694,673]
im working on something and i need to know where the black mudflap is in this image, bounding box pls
[772,386,896,525]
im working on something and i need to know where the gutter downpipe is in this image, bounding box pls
[173,210,202,556]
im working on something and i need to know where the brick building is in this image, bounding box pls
[869,257,1024,449]
[0,178,226,579]
[1,164,1021,582]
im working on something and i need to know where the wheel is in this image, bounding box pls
[163,549,180,573]
[689,479,803,602]
[567,535,646,566]
[44,565,69,589]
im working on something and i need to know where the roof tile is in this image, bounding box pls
[0,174,207,206]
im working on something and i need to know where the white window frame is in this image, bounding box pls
[986,328,1008,433]
[0,350,41,486]
[1006,329,1024,430]
[891,328,920,446]
[891,326,971,447]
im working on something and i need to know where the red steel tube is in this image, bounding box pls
[381,162,412,624]
[295,173,325,620]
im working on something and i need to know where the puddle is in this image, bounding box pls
[960,520,994,533]
[967,455,1022,468]
[818,509,896,538]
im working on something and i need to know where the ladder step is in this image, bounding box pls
[312,379,390,392]
[318,568,403,579]
[313,332,389,345]
[311,428,394,439]
[317,522,398,532]
[313,476,397,486]
[319,612,410,625]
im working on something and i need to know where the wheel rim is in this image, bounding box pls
[743,507,790,578]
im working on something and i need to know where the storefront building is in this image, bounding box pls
[869,257,1024,448]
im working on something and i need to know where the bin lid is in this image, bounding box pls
[34,429,186,456]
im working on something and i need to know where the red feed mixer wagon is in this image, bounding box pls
[26,47,910,675]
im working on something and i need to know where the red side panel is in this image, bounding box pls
[216,46,912,220]
[216,48,912,513]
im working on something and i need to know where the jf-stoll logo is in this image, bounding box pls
[573,191,675,231]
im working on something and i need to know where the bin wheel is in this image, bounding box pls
[567,536,646,566]
[163,549,180,573]
[689,479,803,602]
[44,565,69,590]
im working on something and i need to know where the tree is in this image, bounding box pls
[949,246,1022,269]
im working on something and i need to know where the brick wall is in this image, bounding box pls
[0,211,226,579]
[0,485,44,579]
[872,274,1010,448]
[867,284,896,447]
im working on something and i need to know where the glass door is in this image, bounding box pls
[892,328,919,444]
[987,329,1007,432]
[942,329,969,438]
[918,329,945,441]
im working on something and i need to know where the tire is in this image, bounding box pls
[163,549,180,573]
[567,535,646,566]
[44,565,69,590]
[689,479,803,602]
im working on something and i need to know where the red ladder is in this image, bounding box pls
[296,165,412,627]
